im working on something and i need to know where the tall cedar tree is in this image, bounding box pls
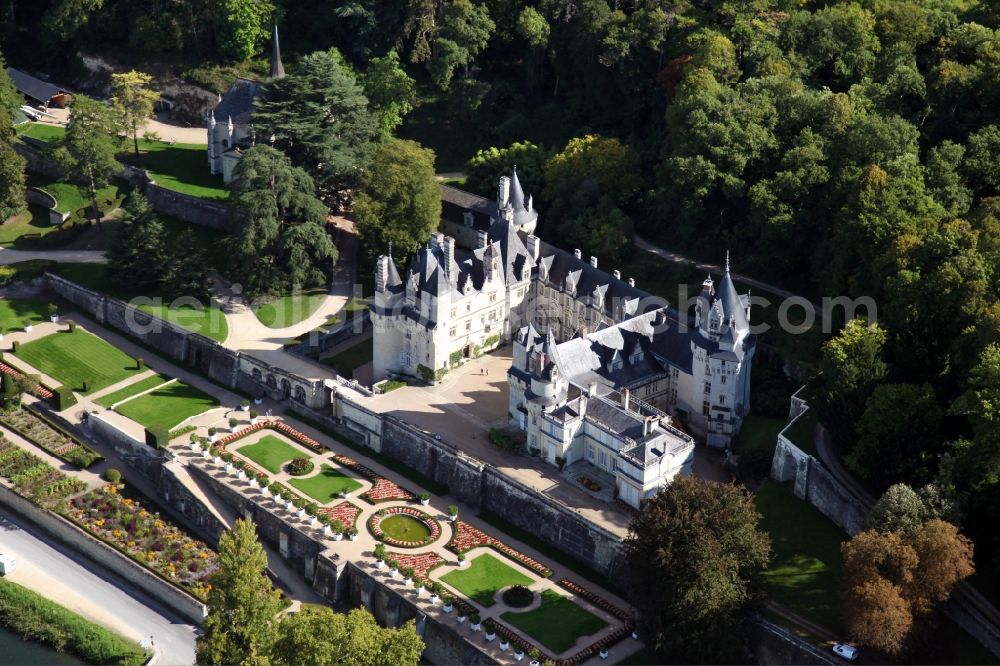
[624,476,771,664]
[226,145,337,297]
[107,192,166,292]
[55,95,120,227]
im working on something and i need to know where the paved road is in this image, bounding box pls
[633,235,820,315]
[0,248,106,265]
[0,508,197,665]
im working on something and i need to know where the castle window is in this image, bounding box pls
[463,212,474,228]
[704,382,711,395]
[466,321,471,332]
[720,395,726,405]
[449,327,456,337]
[702,401,710,417]
[720,375,726,384]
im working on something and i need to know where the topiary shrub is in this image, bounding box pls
[502,585,534,608]
[144,428,170,449]
[53,385,76,411]
[68,321,76,333]
[11,341,18,352]
[104,468,121,484]
[286,457,314,476]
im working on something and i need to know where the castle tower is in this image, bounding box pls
[270,25,286,80]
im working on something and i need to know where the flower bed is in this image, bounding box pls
[361,477,416,504]
[1,406,102,469]
[317,501,361,529]
[216,421,324,454]
[64,485,217,600]
[0,437,85,507]
[446,520,553,577]
[369,506,440,547]
[386,550,445,583]
[557,579,631,621]
[558,625,634,665]
[0,360,54,399]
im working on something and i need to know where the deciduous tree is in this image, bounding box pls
[270,606,423,666]
[465,141,549,200]
[362,51,417,141]
[907,519,974,614]
[623,476,771,664]
[215,0,277,62]
[353,139,440,259]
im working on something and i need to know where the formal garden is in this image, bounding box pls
[94,373,172,408]
[439,552,533,606]
[14,328,142,394]
[237,435,306,474]
[0,437,85,508]
[112,380,219,432]
[500,589,608,654]
[289,464,362,503]
[0,405,102,469]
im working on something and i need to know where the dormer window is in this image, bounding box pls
[463,211,474,228]
[629,343,644,365]
[609,350,623,372]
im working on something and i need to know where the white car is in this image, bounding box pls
[832,642,859,662]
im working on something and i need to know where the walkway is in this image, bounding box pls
[38,108,207,145]
[0,507,197,665]
[633,235,820,315]
[0,248,105,265]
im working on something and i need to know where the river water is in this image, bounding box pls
[0,625,83,665]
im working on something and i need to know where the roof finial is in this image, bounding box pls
[725,250,730,273]
[388,241,392,258]
[270,25,286,80]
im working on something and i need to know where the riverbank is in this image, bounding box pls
[0,576,147,665]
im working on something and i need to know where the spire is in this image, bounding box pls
[270,25,286,80]
[725,250,730,273]
[510,166,526,212]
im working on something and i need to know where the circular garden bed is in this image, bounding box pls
[369,506,440,547]
[502,584,535,608]
[286,457,314,476]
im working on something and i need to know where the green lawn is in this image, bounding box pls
[736,415,786,478]
[237,435,306,474]
[254,292,327,328]
[288,464,362,503]
[784,409,819,458]
[115,380,219,431]
[50,263,229,342]
[440,553,534,607]
[26,173,126,216]
[0,298,53,333]
[94,374,171,408]
[322,338,373,378]
[380,514,431,541]
[500,590,608,653]
[130,141,228,201]
[754,481,845,631]
[0,207,61,246]
[139,304,229,343]
[16,329,141,393]
[16,122,65,144]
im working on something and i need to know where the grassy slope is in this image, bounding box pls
[0,298,54,333]
[322,337,373,377]
[132,140,228,201]
[94,374,171,408]
[16,329,140,393]
[115,381,219,431]
[287,464,362,503]
[26,173,125,216]
[237,435,309,474]
[440,553,533,607]
[254,292,327,328]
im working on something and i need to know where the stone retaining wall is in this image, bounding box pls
[143,183,230,230]
[25,186,67,225]
[0,483,207,625]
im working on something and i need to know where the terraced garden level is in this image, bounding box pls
[500,590,608,653]
[439,553,533,607]
[15,330,140,394]
[114,381,219,431]
[94,374,172,408]
[237,435,305,474]
[288,464,362,503]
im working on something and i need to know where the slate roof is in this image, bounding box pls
[507,168,538,228]
[213,78,262,125]
[6,68,67,104]
[441,185,497,232]
[487,216,534,284]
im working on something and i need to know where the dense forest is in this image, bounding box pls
[4,0,1000,602]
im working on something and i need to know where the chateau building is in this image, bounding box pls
[206,26,285,183]
[371,170,755,504]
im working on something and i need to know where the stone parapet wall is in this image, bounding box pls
[143,184,231,230]
[0,483,207,625]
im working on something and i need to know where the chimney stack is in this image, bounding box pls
[590,256,598,268]
[621,388,630,411]
[628,278,635,288]
[574,249,582,260]
[643,416,654,436]
[443,236,456,279]
[588,382,598,397]
[375,255,389,293]
[526,234,541,261]
[498,176,511,208]
[613,269,621,280]
[477,230,489,249]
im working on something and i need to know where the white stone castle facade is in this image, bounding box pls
[371,171,756,506]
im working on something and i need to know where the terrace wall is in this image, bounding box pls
[14,141,62,178]
[0,482,207,625]
[142,182,231,230]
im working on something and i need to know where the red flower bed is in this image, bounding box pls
[369,506,440,547]
[556,625,634,666]
[386,550,444,582]
[557,578,631,622]
[318,501,361,529]
[483,619,546,660]
[446,521,553,577]
[361,477,415,504]
[216,421,324,454]
[0,362,54,399]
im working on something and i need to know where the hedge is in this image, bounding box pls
[144,427,170,449]
[0,577,147,665]
[53,385,77,411]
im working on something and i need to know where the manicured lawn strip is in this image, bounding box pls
[16,329,140,394]
[94,374,172,408]
[321,338,373,377]
[478,509,624,596]
[0,207,64,246]
[237,435,305,474]
[254,292,327,328]
[115,381,219,431]
[754,481,845,632]
[138,303,229,343]
[16,122,65,144]
[784,409,819,458]
[0,576,147,666]
[380,514,431,541]
[288,464,362,503]
[291,411,449,495]
[440,553,533,607]
[0,298,53,332]
[26,173,125,216]
[500,590,608,653]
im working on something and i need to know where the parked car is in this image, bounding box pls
[0,553,16,575]
[832,642,859,662]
